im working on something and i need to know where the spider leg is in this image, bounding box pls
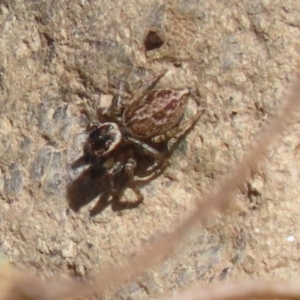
[151,109,204,143]
[142,69,168,93]
[103,160,123,196]
[134,69,168,100]
[124,158,144,203]
[126,137,170,180]
[133,166,167,184]
[127,137,162,159]
[109,80,131,116]
[136,109,204,174]
[107,68,132,95]
[97,104,122,123]
[103,69,167,117]
[96,107,114,123]
[106,160,123,177]
[97,71,132,122]
[90,191,111,216]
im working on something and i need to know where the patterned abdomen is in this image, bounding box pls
[122,89,189,139]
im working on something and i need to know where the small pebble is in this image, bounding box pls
[286,235,295,242]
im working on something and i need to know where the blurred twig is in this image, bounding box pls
[158,280,300,300]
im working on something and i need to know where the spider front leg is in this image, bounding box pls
[104,160,123,195]
[124,158,144,203]
[134,69,167,98]
[108,69,167,111]
[97,99,123,123]
[126,137,170,182]
[97,78,132,122]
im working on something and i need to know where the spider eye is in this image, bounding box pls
[88,129,106,148]
[89,130,101,143]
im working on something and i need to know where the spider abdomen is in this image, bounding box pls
[122,89,189,139]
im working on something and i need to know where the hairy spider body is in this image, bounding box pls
[82,70,203,212]
[123,89,190,139]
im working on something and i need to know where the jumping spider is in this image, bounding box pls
[82,70,203,208]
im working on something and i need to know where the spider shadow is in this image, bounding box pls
[67,130,190,217]
[67,153,164,216]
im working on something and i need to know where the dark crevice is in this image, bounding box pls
[144,31,164,51]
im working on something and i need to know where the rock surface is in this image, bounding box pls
[1,0,300,298]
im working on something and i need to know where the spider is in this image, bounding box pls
[81,70,203,209]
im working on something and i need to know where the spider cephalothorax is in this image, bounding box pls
[81,70,203,211]
[84,123,122,157]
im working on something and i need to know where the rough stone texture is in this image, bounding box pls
[1,0,300,298]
